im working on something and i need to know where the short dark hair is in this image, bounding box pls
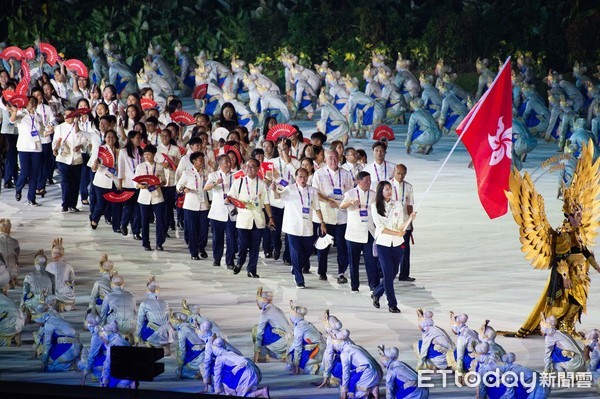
[190,151,205,163]
[372,141,387,151]
[356,171,370,181]
[188,137,202,147]
[145,116,159,125]
[142,144,157,154]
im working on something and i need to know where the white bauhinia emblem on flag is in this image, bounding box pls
[488,116,512,166]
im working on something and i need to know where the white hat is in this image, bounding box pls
[314,234,334,250]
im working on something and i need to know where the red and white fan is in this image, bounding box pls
[7,94,28,109]
[103,191,135,203]
[67,107,92,119]
[15,80,28,96]
[192,83,208,100]
[2,90,16,102]
[170,111,195,126]
[226,196,246,209]
[97,146,115,169]
[373,125,395,141]
[0,46,23,61]
[39,42,58,66]
[22,47,35,61]
[266,123,296,141]
[140,98,158,111]
[64,59,88,78]
[161,153,176,170]
[224,145,243,166]
[178,145,186,156]
[20,61,31,83]
[133,175,161,186]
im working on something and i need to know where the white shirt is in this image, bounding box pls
[280,183,321,237]
[290,142,306,159]
[156,143,181,186]
[117,148,143,189]
[343,188,376,243]
[176,168,209,211]
[392,179,414,225]
[311,166,353,225]
[342,162,363,186]
[363,160,396,191]
[371,200,405,247]
[36,104,55,144]
[92,145,118,189]
[53,122,86,165]
[134,161,165,205]
[0,102,17,135]
[206,170,235,222]
[15,109,42,152]
[269,156,300,208]
[227,176,270,230]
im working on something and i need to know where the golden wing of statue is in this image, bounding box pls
[505,168,555,269]
[563,139,600,248]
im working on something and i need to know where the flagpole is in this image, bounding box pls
[413,57,512,213]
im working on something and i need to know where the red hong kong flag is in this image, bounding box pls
[455,58,512,219]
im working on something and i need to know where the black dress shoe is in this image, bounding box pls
[337,275,348,284]
[200,251,208,258]
[15,192,21,202]
[133,234,142,240]
[69,207,80,213]
[264,252,273,259]
[302,268,310,273]
[371,294,381,309]
[156,245,164,251]
[191,255,200,260]
[398,277,416,282]
[273,250,280,260]
[213,261,220,267]
[283,259,291,266]
[389,306,401,313]
[297,283,306,288]
[232,265,242,275]
[121,226,128,236]
[319,274,327,281]
[4,182,14,189]
[47,179,54,185]
[247,272,260,278]
[90,221,98,230]
[226,264,234,270]
[28,200,40,207]
[144,246,152,251]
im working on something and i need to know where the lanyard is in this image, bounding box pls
[278,158,290,180]
[192,168,203,190]
[244,177,259,198]
[131,150,141,171]
[356,188,369,209]
[29,115,36,132]
[297,184,310,207]
[374,162,386,182]
[62,124,75,143]
[219,171,232,192]
[145,162,156,176]
[393,181,405,204]
[326,168,341,190]
[40,106,47,125]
